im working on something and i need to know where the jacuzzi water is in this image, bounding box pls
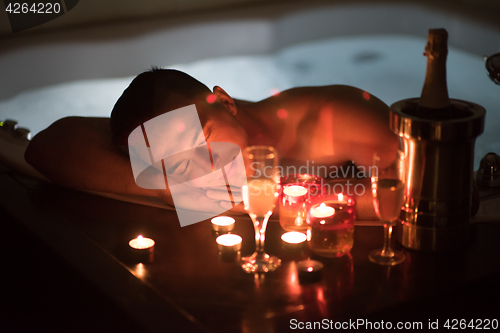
[0,35,498,168]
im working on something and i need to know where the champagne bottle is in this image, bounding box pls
[418,28,453,120]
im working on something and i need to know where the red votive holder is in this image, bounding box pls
[307,193,355,257]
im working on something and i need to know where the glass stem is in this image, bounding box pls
[380,223,395,257]
[253,214,271,258]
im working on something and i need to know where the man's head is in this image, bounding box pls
[111,68,249,184]
[110,68,211,145]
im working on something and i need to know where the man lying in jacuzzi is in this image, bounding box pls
[25,68,399,220]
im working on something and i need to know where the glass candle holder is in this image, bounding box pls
[306,193,355,257]
[279,174,324,232]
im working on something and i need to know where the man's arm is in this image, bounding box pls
[25,117,245,214]
[25,116,166,199]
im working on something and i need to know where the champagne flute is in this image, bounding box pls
[369,150,406,266]
[241,146,281,273]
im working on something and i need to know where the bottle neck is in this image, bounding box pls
[420,55,450,109]
[419,29,450,110]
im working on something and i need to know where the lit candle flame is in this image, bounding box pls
[311,203,335,218]
[284,185,307,197]
[294,216,303,226]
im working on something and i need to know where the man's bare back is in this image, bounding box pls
[234,85,397,169]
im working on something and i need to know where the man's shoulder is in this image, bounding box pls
[85,117,111,127]
[44,116,112,138]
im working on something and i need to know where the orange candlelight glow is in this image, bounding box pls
[311,203,335,218]
[211,216,236,232]
[283,185,308,197]
[129,235,155,249]
[281,231,307,244]
[216,234,242,252]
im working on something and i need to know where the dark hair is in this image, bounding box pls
[110,68,211,144]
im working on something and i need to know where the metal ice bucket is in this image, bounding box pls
[390,98,485,252]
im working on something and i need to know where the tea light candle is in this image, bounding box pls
[211,216,235,233]
[129,235,155,263]
[307,195,356,258]
[281,231,307,252]
[129,235,155,249]
[297,259,324,283]
[310,203,335,218]
[281,231,307,244]
[283,185,308,197]
[216,234,242,252]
